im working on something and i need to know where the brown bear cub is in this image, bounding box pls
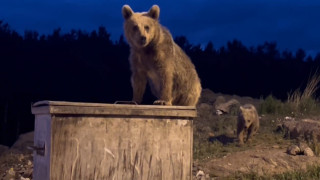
[237,104,260,145]
[122,5,202,106]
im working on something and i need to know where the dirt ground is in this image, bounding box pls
[1,132,319,180]
[1,89,320,179]
[0,132,33,180]
[192,89,320,179]
[195,144,320,179]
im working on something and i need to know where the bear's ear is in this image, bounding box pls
[122,5,133,19]
[239,106,244,111]
[147,5,160,20]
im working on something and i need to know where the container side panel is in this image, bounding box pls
[51,116,192,180]
[33,114,51,180]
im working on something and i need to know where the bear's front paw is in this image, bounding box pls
[237,142,244,147]
[237,139,244,147]
[153,100,172,106]
[246,138,252,144]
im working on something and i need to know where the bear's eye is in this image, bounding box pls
[133,25,138,32]
[144,25,150,32]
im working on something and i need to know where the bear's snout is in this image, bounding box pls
[140,36,147,45]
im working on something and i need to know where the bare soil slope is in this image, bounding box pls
[196,144,320,179]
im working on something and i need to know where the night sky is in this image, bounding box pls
[0,0,320,56]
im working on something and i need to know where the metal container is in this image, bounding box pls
[31,101,196,180]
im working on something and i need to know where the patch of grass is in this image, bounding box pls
[286,72,320,116]
[308,136,320,156]
[259,95,284,115]
[194,75,320,178]
[288,71,320,107]
[313,142,320,156]
[233,165,320,180]
[193,137,249,160]
[193,105,240,160]
[193,112,246,160]
[193,113,292,160]
[259,72,320,117]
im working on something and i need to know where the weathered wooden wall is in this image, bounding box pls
[32,101,195,180]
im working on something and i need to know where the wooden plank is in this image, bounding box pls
[33,100,196,110]
[49,106,196,117]
[32,101,197,118]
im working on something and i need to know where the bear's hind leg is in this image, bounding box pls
[173,93,200,106]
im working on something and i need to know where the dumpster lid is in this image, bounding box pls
[32,100,197,118]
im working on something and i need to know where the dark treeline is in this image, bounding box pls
[176,37,320,99]
[1,20,320,146]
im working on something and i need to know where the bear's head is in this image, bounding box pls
[239,106,253,128]
[122,5,160,48]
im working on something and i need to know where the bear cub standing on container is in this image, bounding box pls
[122,5,202,106]
[237,104,260,145]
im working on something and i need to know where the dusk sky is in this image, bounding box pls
[0,0,319,56]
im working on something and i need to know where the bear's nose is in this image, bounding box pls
[140,36,146,44]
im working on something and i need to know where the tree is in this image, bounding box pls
[174,36,192,52]
[295,48,306,61]
[204,41,215,55]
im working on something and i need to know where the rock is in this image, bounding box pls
[0,144,9,156]
[8,168,15,176]
[298,142,309,152]
[303,147,315,157]
[297,142,315,156]
[2,167,17,180]
[214,96,226,106]
[285,116,295,120]
[199,89,216,104]
[216,109,224,115]
[20,167,33,179]
[287,145,300,155]
[0,132,34,180]
[198,103,213,112]
[208,132,215,138]
[281,119,320,141]
[215,99,240,115]
[195,170,206,180]
[287,142,315,157]
[27,160,32,166]
[11,132,34,153]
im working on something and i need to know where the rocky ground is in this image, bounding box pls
[193,89,320,179]
[1,89,320,180]
[0,132,33,180]
[194,144,320,179]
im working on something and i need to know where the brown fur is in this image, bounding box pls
[237,104,260,145]
[122,5,202,106]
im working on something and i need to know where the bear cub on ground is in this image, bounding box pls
[122,5,201,106]
[237,104,260,145]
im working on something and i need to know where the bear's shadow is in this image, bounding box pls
[208,134,236,145]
